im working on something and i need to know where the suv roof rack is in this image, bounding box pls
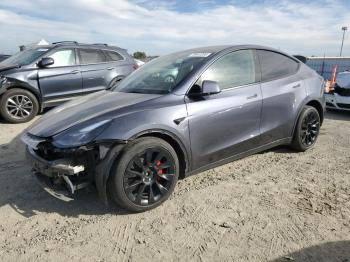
[52,41,119,49]
[93,43,108,46]
[52,41,78,45]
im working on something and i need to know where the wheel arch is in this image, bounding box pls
[292,98,324,137]
[108,75,126,88]
[96,130,190,206]
[306,100,324,125]
[132,130,190,179]
[1,85,42,112]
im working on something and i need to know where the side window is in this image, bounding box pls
[48,49,75,67]
[258,50,299,81]
[78,49,107,64]
[105,51,124,61]
[201,49,256,90]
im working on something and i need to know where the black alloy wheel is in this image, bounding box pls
[109,137,179,212]
[291,106,321,151]
[300,109,320,147]
[123,148,176,206]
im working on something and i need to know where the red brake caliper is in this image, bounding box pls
[155,161,163,175]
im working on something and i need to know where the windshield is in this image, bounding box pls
[0,48,49,66]
[113,51,211,94]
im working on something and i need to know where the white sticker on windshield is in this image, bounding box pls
[188,53,211,57]
[37,49,49,51]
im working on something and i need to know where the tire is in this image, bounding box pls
[109,137,179,212]
[0,88,39,123]
[291,106,320,152]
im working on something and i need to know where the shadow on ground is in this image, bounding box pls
[271,241,350,262]
[325,109,350,121]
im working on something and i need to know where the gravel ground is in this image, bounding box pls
[0,110,349,262]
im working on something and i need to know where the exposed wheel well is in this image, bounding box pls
[137,132,188,179]
[306,100,324,125]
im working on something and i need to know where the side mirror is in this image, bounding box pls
[201,80,221,96]
[38,57,54,67]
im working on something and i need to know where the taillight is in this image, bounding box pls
[133,64,139,70]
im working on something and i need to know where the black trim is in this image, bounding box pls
[256,49,301,84]
[187,137,292,177]
[186,48,261,94]
[337,103,350,109]
[291,99,325,138]
[131,129,191,173]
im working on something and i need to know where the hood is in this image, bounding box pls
[336,71,350,89]
[27,91,161,137]
[0,63,20,73]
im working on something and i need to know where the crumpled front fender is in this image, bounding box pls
[95,143,126,205]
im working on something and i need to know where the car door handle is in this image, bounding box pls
[70,70,80,74]
[247,94,258,100]
[107,67,115,70]
[292,83,301,88]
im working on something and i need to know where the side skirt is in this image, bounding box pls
[186,137,292,177]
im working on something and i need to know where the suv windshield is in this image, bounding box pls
[113,51,211,94]
[0,48,49,66]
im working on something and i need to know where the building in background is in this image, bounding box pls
[306,56,350,80]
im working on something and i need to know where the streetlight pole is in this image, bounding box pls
[340,26,347,57]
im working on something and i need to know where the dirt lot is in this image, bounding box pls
[0,110,349,262]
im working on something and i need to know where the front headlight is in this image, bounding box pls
[52,120,111,148]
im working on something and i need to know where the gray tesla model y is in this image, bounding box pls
[22,45,325,212]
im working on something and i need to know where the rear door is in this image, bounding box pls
[104,50,134,83]
[78,48,110,93]
[38,48,83,101]
[257,50,306,144]
[186,49,263,170]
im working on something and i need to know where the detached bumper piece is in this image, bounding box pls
[26,146,92,201]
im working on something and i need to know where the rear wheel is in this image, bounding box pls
[109,137,179,212]
[291,106,320,151]
[0,88,39,123]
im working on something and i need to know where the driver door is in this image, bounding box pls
[186,49,263,170]
[38,48,83,103]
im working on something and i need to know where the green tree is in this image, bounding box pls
[133,51,147,60]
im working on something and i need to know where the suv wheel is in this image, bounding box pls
[109,137,179,212]
[0,88,39,123]
[291,106,320,151]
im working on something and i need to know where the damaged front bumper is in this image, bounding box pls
[22,132,126,204]
[26,146,89,201]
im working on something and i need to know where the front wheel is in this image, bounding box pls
[0,88,39,123]
[291,106,320,152]
[109,137,179,212]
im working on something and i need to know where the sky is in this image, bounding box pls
[0,0,349,56]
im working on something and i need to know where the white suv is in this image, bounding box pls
[325,71,350,111]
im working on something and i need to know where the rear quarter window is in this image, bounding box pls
[105,50,124,61]
[258,50,299,82]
